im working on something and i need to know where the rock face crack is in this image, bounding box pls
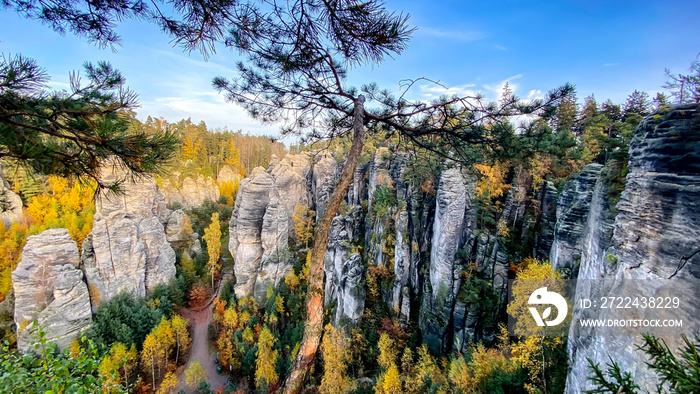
[564,104,700,393]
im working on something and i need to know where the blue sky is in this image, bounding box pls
[1,0,699,141]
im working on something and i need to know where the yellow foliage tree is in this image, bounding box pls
[375,363,402,394]
[448,344,517,393]
[185,361,207,388]
[219,180,240,206]
[377,333,398,371]
[255,326,279,389]
[182,135,201,162]
[153,317,176,369]
[319,324,350,394]
[474,163,510,199]
[203,212,222,288]
[141,333,163,387]
[171,314,190,365]
[180,252,197,278]
[157,371,178,394]
[507,259,568,394]
[292,203,315,248]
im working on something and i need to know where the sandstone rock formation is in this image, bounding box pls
[0,174,23,226]
[162,174,220,209]
[420,164,477,352]
[311,153,338,219]
[269,152,312,224]
[82,163,176,304]
[550,163,603,277]
[217,165,242,185]
[534,181,559,259]
[12,229,92,352]
[565,104,700,393]
[324,212,365,326]
[229,167,292,300]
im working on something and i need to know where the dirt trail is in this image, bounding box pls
[176,306,229,392]
[176,268,234,392]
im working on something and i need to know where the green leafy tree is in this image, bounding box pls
[0,327,125,393]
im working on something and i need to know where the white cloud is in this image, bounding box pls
[137,92,280,135]
[603,63,620,67]
[418,83,478,98]
[418,27,485,42]
[494,44,507,51]
[527,89,543,100]
[482,74,523,98]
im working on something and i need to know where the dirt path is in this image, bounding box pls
[176,306,229,392]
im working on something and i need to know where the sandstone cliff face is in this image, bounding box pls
[217,165,243,185]
[269,153,312,226]
[565,105,700,393]
[420,165,476,352]
[311,153,338,219]
[12,229,92,352]
[162,174,221,209]
[0,174,22,226]
[324,210,365,326]
[550,163,603,277]
[82,164,176,304]
[229,167,292,300]
[534,181,558,259]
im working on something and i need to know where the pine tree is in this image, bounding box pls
[623,90,652,117]
[0,55,177,192]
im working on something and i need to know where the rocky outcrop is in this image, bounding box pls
[420,165,476,352]
[162,174,220,209]
[311,153,338,219]
[550,163,603,277]
[229,167,292,300]
[183,175,220,208]
[165,209,201,256]
[82,163,176,304]
[324,210,365,326]
[269,153,312,224]
[12,229,92,352]
[565,105,700,393]
[0,174,22,226]
[534,181,559,259]
[217,165,242,185]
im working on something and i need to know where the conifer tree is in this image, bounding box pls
[0,55,177,192]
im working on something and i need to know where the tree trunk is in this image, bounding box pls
[283,96,366,394]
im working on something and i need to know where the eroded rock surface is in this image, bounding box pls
[12,229,92,352]
[229,167,291,299]
[83,163,176,304]
[550,163,603,277]
[324,211,365,326]
[420,165,476,352]
[0,174,22,226]
[565,104,700,393]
